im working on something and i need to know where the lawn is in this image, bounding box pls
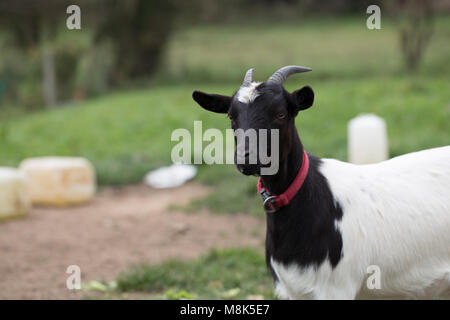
[164,16,450,83]
[1,17,449,216]
[1,16,449,300]
[113,248,274,300]
[1,76,448,214]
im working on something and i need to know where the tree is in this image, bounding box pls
[0,0,177,107]
[94,0,177,85]
[396,0,434,73]
[0,1,75,106]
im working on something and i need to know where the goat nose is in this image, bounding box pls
[237,150,250,158]
[236,144,246,156]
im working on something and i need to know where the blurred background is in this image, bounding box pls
[0,0,449,299]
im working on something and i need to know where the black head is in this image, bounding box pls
[192,66,314,176]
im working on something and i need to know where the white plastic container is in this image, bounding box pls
[0,167,30,220]
[19,157,96,206]
[348,114,388,164]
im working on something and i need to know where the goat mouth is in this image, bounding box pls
[236,164,260,176]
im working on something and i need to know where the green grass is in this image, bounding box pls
[1,16,448,300]
[115,248,274,300]
[188,76,450,215]
[1,17,449,214]
[1,76,449,213]
[163,16,450,83]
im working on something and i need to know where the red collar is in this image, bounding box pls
[257,150,309,213]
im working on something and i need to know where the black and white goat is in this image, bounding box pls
[192,66,450,299]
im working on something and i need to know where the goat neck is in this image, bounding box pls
[260,126,305,196]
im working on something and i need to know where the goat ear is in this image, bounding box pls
[192,91,231,114]
[292,86,314,111]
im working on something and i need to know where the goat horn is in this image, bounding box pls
[267,65,311,85]
[241,68,254,87]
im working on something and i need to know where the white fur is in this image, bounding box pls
[237,82,261,103]
[272,146,450,299]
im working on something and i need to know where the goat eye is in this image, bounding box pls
[228,114,233,120]
[276,112,286,120]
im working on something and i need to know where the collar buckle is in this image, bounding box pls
[260,190,279,213]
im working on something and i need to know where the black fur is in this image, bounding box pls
[264,153,344,280]
[258,115,343,279]
[192,80,344,284]
[192,91,231,114]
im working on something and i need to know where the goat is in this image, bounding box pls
[192,65,450,299]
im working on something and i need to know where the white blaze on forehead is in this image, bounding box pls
[237,82,261,104]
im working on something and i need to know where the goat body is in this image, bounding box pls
[270,146,450,299]
[193,65,450,299]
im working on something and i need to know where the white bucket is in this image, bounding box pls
[348,114,388,164]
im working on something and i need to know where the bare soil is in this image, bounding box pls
[0,183,265,299]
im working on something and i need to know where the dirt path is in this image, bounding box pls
[0,183,265,299]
